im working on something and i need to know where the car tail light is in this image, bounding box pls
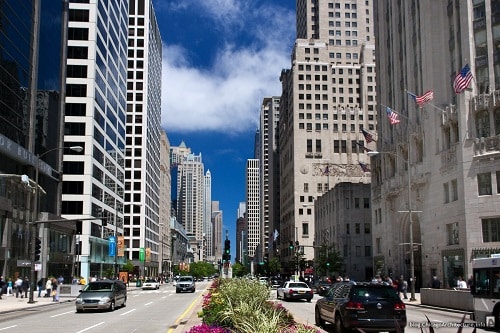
[288,289,295,294]
[346,301,364,310]
[394,302,405,310]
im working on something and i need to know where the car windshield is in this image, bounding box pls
[84,283,113,292]
[179,277,193,282]
[145,279,156,283]
[352,287,398,300]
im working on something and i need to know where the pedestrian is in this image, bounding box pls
[6,279,13,296]
[45,278,52,297]
[398,276,408,299]
[21,277,29,298]
[431,276,441,289]
[37,278,44,297]
[457,276,467,289]
[467,275,474,291]
[57,275,64,285]
[0,276,5,299]
[51,277,58,302]
[14,276,22,298]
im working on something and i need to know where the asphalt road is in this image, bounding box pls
[0,282,208,333]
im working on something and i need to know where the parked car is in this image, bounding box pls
[142,278,160,290]
[314,282,407,332]
[75,280,127,312]
[277,281,314,302]
[176,276,196,293]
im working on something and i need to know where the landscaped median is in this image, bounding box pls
[186,278,320,333]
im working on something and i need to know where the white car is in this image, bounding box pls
[142,279,160,290]
[277,281,313,302]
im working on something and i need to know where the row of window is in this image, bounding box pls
[299,113,375,121]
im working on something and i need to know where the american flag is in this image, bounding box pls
[386,106,400,125]
[356,142,372,153]
[407,90,433,106]
[361,129,375,143]
[454,64,473,94]
[359,162,370,173]
[416,90,433,106]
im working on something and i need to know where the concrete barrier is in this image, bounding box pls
[420,288,473,311]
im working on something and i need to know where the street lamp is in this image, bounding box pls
[28,145,83,304]
[367,150,420,302]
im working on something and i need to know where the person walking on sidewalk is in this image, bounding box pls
[6,279,13,296]
[45,278,52,297]
[51,277,58,302]
[37,278,44,297]
[0,276,5,299]
[21,277,29,298]
[14,277,22,298]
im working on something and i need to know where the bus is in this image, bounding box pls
[471,255,500,329]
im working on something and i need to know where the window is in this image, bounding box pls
[476,110,490,138]
[302,223,309,237]
[447,222,459,245]
[304,183,309,192]
[451,179,458,201]
[355,223,360,234]
[364,223,370,234]
[444,182,450,203]
[478,172,492,195]
[482,218,500,242]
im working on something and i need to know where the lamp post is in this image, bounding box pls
[28,145,83,304]
[367,150,420,302]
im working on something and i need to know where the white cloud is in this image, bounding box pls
[160,1,295,134]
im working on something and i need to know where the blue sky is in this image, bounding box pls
[152,0,296,255]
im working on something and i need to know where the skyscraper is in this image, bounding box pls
[278,0,376,272]
[62,0,129,280]
[172,143,205,261]
[246,158,260,269]
[372,1,500,288]
[124,0,163,277]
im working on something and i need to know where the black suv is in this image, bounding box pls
[315,282,406,332]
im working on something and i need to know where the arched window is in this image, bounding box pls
[476,110,490,138]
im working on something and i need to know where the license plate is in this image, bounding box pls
[298,291,305,294]
[182,287,186,290]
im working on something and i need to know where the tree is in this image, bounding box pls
[268,257,281,275]
[231,262,248,277]
[122,260,135,273]
[315,244,343,278]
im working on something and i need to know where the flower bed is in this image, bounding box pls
[187,278,319,333]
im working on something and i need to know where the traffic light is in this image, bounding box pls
[34,238,42,261]
[223,239,231,262]
[289,241,294,250]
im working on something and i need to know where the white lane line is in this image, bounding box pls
[76,322,105,333]
[144,301,153,306]
[120,308,137,316]
[51,310,75,317]
[0,325,17,331]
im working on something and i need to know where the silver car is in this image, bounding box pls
[75,280,127,312]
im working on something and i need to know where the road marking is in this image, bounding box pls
[76,322,104,333]
[144,302,153,306]
[166,289,205,333]
[120,308,136,316]
[51,310,75,317]
[0,325,17,331]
